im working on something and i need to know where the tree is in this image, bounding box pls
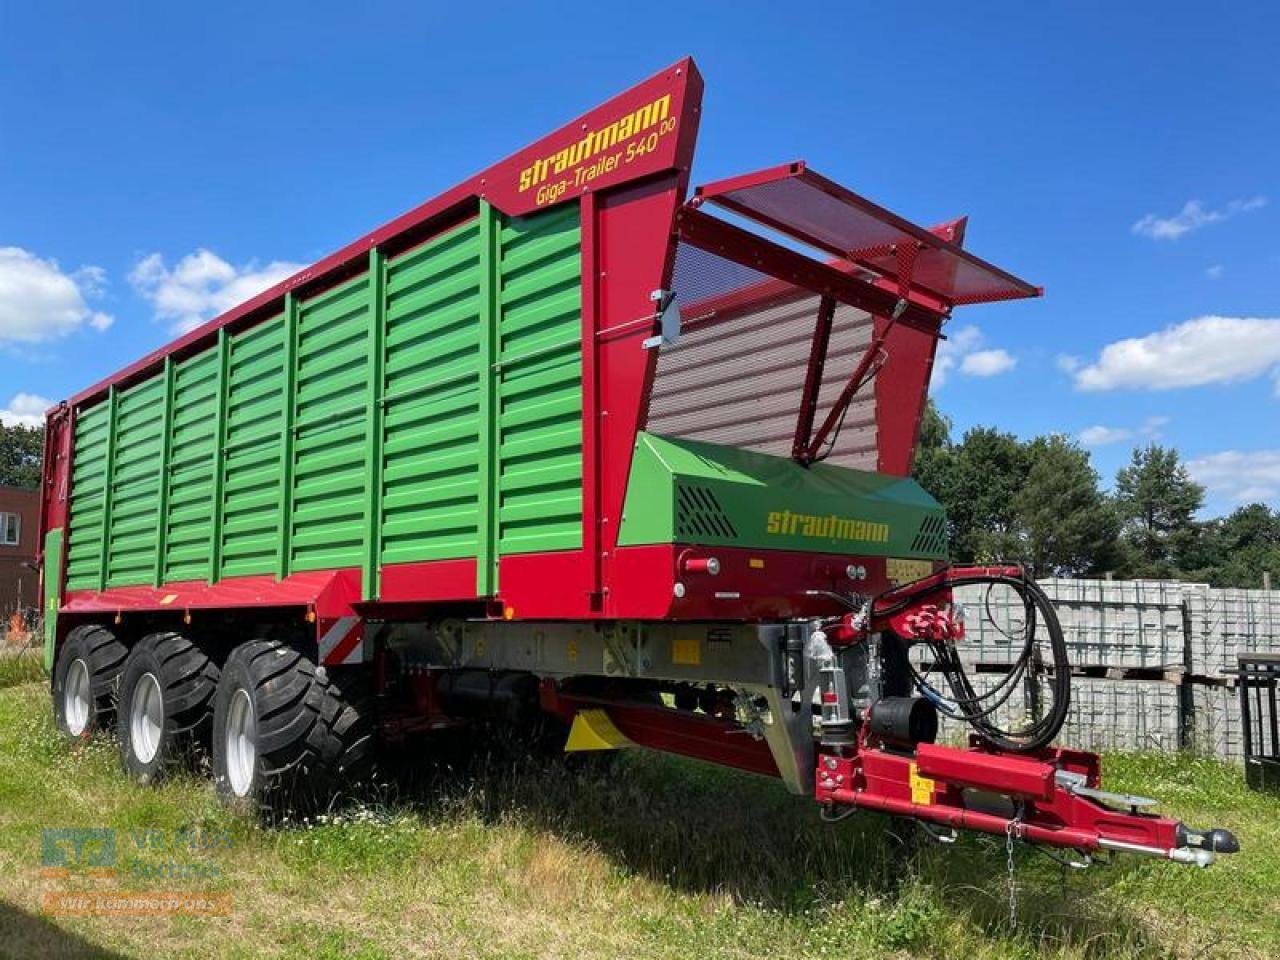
[0,423,43,489]
[944,427,1032,563]
[1202,504,1280,588]
[1013,435,1121,577]
[911,399,955,505]
[1113,444,1204,576]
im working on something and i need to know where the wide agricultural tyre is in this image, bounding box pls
[211,639,373,817]
[52,624,128,739]
[117,632,220,783]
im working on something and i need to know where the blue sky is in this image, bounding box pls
[1,3,1277,513]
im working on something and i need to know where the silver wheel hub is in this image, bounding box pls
[129,672,164,763]
[64,658,91,736]
[225,688,257,797]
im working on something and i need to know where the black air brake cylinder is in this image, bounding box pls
[867,696,938,747]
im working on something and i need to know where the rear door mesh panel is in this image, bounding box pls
[648,241,878,469]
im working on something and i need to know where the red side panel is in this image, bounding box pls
[875,317,939,476]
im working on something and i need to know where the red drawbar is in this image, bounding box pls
[915,742,1055,802]
[817,743,1184,857]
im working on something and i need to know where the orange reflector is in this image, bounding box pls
[503,606,516,620]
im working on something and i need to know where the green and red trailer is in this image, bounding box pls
[37,58,1236,867]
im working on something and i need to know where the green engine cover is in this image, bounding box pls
[618,432,947,560]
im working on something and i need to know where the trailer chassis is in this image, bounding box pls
[373,565,1238,868]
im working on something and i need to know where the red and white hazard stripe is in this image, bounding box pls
[317,615,363,666]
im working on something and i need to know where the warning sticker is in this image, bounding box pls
[887,558,933,585]
[672,637,701,666]
[908,762,935,805]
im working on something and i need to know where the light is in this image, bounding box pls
[672,582,686,598]
[846,564,868,581]
[681,556,720,576]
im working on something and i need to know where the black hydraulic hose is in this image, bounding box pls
[901,572,1071,753]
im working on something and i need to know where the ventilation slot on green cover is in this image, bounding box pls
[675,485,738,541]
[909,514,947,554]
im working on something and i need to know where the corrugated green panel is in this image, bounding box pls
[63,201,584,600]
[221,314,286,578]
[495,202,582,556]
[66,402,111,590]
[163,349,220,582]
[378,219,484,567]
[105,376,165,586]
[290,274,371,572]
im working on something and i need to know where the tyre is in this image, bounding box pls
[52,624,128,739]
[117,632,220,784]
[211,639,373,817]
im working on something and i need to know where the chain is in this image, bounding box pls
[1005,807,1023,931]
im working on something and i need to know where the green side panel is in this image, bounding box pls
[163,349,220,582]
[105,376,165,586]
[65,402,110,589]
[494,201,582,557]
[61,203,584,600]
[619,432,948,560]
[42,527,62,670]
[289,273,371,573]
[220,314,286,579]
[378,219,484,568]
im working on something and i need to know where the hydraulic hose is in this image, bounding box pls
[906,572,1071,753]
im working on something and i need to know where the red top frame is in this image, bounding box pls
[693,162,1042,306]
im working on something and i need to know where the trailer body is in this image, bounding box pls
[37,59,1237,870]
[39,59,970,651]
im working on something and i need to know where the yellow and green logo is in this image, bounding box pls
[765,509,890,545]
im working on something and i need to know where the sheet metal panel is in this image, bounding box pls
[496,202,583,558]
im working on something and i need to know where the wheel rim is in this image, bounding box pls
[64,658,91,736]
[225,688,256,797]
[129,672,164,763]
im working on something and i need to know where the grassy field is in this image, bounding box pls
[0,651,1276,960]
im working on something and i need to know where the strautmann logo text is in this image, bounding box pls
[765,509,890,545]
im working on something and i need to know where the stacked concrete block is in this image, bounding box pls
[950,578,1190,670]
[1190,684,1246,761]
[934,673,1181,754]
[1186,588,1280,677]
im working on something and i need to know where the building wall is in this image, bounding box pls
[0,485,40,614]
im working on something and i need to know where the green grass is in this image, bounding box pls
[0,649,46,690]
[0,676,1276,959]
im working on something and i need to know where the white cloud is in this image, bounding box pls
[1140,415,1170,437]
[961,348,1016,377]
[0,392,51,428]
[0,247,113,344]
[1079,425,1133,447]
[1132,195,1267,240]
[1078,415,1169,448]
[1073,316,1280,392]
[933,326,1015,389]
[130,249,303,334]
[1205,264,1225,280]
[1187,450,1280,506]
[1056,354,1081,374]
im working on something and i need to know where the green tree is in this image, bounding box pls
[911,399,955,505]
[945,427,1032,563]
[1113,444,1204,576]
[0,423,43,489]
[1203,504,1280,588]
[1013,435,1121,577]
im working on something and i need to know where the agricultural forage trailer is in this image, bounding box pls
[38,59,1236,868]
